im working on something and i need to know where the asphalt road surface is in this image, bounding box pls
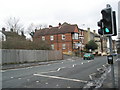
[2,56,108,88]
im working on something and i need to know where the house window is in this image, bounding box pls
[62,34,65,40]
[73,43,79,49]
[42,36,45,41]
[51,44,54,50]
[62,44,66,49]
[72,33,78,40]
[50,35,54,41]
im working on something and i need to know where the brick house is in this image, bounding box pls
[33,23,84,54]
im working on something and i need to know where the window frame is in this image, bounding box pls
[62,34,66,40]
[42,36,45,41]
[62,44,66,49]
[51,44,54,50]
[50,35,54,41]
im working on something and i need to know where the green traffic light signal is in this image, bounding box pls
[105,28,110,33]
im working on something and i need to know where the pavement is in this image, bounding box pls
[100,58,120,89]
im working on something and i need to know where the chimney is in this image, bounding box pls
[49,25,52,29]
[2,27,5,31]
[93,30,96,34]
[58,23,61,29]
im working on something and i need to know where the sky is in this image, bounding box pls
[0,0,119,39]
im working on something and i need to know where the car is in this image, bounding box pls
[112,53,117,56]
[83,53,94,60]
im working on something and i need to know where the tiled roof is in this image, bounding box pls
[33,23,77,37]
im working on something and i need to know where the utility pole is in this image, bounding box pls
[106,4,115,88]
[108,36,115,88]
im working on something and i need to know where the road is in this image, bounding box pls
[2,56,108,88]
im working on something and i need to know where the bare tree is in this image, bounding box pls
[6,17,24,33]
[35,24,42,30]
[27,23,36,33]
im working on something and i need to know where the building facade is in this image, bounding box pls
[83,28,108,55]
[33,23,84,54]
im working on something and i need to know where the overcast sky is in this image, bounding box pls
[0,0,119,36]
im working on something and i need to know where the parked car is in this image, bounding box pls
[83,53,94,60]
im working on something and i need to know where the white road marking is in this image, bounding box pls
[56,84,59,86]
[26,67,32,69]
[67,86,71,88]
[116,59,120,61]
[89,60,94,62]
[1,70,6,73]
[61,62,63,63]
[97,68,102,71]
[72,64,76,67]
[67,58,72,60]
[108,68,111,73]
[36,81,40,83]
[81,62,84,64]
[34,74,87,83]
[47,64,51,66]
[57,68,61,71]
[18,78,21,80]
[89,73,96,80]
[88,61,90,62]
[11,77,14,78]
[45,82,48,84]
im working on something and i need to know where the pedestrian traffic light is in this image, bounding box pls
[101,7,113,36]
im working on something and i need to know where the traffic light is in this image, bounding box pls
[112,11,117,36]
[101,7,113,35]
[97,20,103,35]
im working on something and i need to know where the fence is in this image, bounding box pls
[1,49,63,64]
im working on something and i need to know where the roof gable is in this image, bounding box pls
[34,23,78,37]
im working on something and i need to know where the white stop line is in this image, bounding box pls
[34,74,88,83]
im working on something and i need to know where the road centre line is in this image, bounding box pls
[34,74,88,83]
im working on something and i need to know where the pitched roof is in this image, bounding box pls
[2,31,26,40]
[33,23,78,37]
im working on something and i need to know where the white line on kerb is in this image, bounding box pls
[34,74,87,83]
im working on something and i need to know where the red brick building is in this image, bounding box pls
[33,23,84,54]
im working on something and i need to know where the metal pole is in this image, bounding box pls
[108,36,115,88]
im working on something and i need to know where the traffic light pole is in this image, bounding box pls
[108,36,115,88]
